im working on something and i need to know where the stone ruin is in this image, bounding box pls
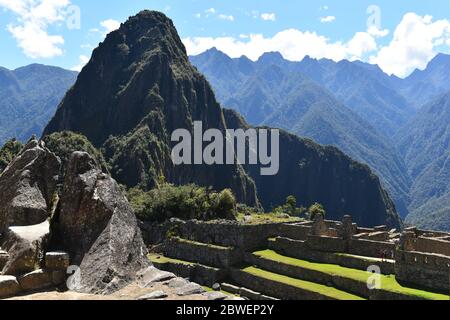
[143,214,450,296]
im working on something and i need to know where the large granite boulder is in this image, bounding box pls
[1,221,50,276]
[0,137,60,233]
[50,151,149,294]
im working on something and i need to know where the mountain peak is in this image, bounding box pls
[257,51,284,64]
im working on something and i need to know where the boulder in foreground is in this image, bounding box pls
[50,151,149,294]
[0,137,60,233]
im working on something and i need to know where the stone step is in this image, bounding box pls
[230,267,365,300]
[247,250,448,300]
[162,237,241,269]
[219,283,279,301]
[149,254,227,287]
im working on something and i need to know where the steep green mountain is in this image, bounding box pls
[299,58,414,138]
[397,91,450,231]
[43,10,259,207]
[0,64,77,145]
[224,109,401,228]
[43,10,400,228]
[192,50,411,217]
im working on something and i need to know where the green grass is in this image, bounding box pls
[335,253,394,263]
[236,212,301,225]
[243,266,365,300]
[254,250,449,300]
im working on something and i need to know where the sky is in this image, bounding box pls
[0,0,450,77]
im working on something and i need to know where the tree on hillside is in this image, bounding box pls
[308,202,326,221]
[0,138,23,174]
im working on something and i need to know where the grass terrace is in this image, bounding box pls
[242,266,365,300]
[254,250,450,300]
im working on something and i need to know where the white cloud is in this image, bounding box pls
[0,0,72,58]
[183,28,378,62]
[194,13,201,19]
[218,14,234,22]
[205,8,215,16]
[261,13,276,22]
[71,54,89,72]
[367,26,390,38]
[320,16,335,23]
[370,13,450,77]
[100,19,120,35]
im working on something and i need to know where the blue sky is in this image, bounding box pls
[1,0,450,77]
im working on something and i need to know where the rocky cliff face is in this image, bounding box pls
[44,10,400,227]
[44,10,258,207]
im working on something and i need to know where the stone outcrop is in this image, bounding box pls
[49,151,149,294]
[0,137,60,233]
[1,221,50,276]
[0,275,21,299]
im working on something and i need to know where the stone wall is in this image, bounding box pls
[349,239,395,258]
[142,219,282,251]
[277,224,311,241]
[162,237,241,269]
[307,235,347,253]
[415,237,450,256]
[395,250,450,292]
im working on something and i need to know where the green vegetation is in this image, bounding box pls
[236,212,301,225]
[308,203,326,220]
[399,92,450,231]
[243,266,365,300]
[43,131,108,172]
[128,183,237,222]
[254,250,449,300]
[272,195,306,217]
[0,64,77,145]
[0,138,23,173]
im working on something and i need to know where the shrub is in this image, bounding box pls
[273,195,306,217]
[42,131,108,172]
[308,202,326,220]
[0,138,23,174]
[128,183,237,222]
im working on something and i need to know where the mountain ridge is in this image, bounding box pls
[0,64,77,145]
[43,10,400,228]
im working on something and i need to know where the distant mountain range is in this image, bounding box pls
[191,49,450,230]
[42,10,401,228]
[0,14,448,230]
[0,64,77,145]
[397,91,450,231]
